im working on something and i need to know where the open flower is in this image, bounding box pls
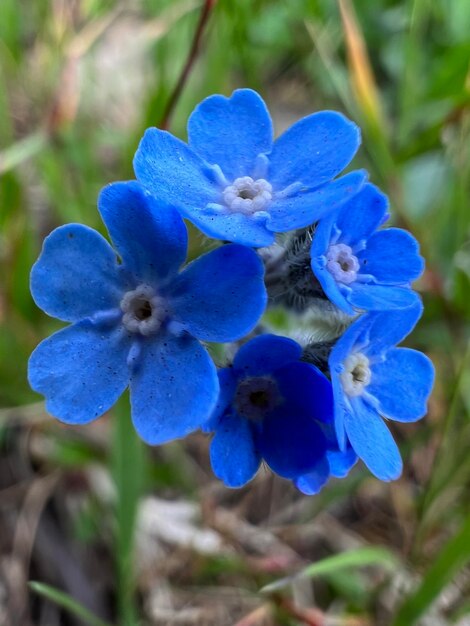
[206,334,356,492]
[328,303,434,480]
[134,89,367,247]
[28,181,267,444]
[311,183,424,315]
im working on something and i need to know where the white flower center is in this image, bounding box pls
[326,243,360,284]
[340,352,371,397]
[234,376,281,421]
[223,176,272,215]
[120,285,167,336]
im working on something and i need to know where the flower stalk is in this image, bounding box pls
[112,393,145,626]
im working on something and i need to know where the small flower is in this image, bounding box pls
[28,181,267,444]
[206,334,356,492]
[134,89,367,247]
[311,183,424,314]
[328,302,434,480]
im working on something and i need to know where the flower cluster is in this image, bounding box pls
[29,89,434,493]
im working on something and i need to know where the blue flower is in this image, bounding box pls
[328,303,434,480]
[134,89,367,248]
[28,181,267,444]
[311,183,424,315]
[206,334,356,492]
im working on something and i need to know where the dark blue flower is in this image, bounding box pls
[134,89,367,248]
[328,302,434,480]
[206,334,356,491]
[28,181,267,444]
[311,183,424,315]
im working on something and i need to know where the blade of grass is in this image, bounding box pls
[260,546,397,594]
[392,514,470,626]
[0,131,48,175]
[29,581,112,626]
[338,0,386,131]
[337,0,397,190]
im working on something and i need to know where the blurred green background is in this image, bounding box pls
[1,1,470,625]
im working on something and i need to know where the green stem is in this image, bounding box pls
[112,393,145,626]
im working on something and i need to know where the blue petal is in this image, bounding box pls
[203,368,237,432]
[183,210,275,247]
[98,181,188,283]
[367,348,434,422]
[31,224,124,322]
[232,334,302,377]
[329,316,371,377]
[357,228,424,284]
[330,367,351,451]
[134,128,218,211]
[130,331,217,445]
[348,284,420,311]
[255,362,333,479]
[268,111,361,190]
[167,244,266,342]
[327,447,358,478]
[334,183,389,246]
[267,171,367,231]
[344,398,402,480]
[365,301,424,355]
[310,207,335,257]
[210,412,261,488]
[28,322,130,424]
[295,458,330,495]
[275,361,334,424]
[259,407,328,479]
[187,89,273,181]
[311,252,356,315]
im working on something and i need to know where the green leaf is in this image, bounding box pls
[28,581,112,626]
[392,515,470,626]
[260,546,397,594]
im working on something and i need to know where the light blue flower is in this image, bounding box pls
[206,334,356,492]
[311,183,424,315]
[28,181,267,444]
[328,303,434,480]
[134,89,367,247]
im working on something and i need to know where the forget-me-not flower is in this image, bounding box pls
[328,303,434,480]
[28,181,267,444]
[311,184,424,315]
[206,334,356,492]
[134,89,367,247]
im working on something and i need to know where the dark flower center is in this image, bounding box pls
[340,352,372,397]
[120,285,167,336]
[239,187,257,200]
[249,389,270,408]
[352,364,368,383]
[235,376,282,421]
[135,299,153,321]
